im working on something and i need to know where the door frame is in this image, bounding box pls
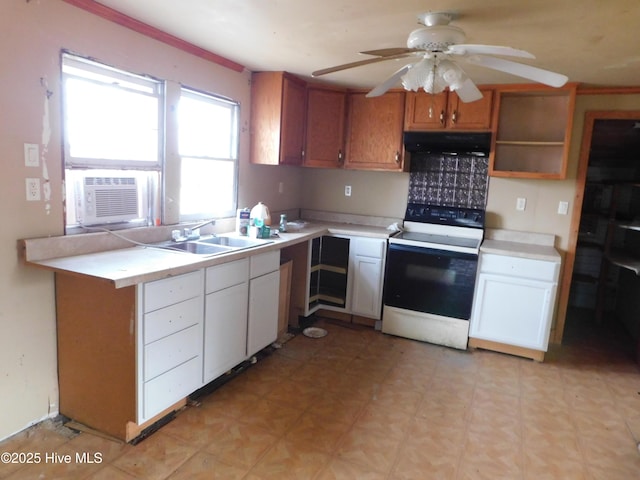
[553,110,640,344]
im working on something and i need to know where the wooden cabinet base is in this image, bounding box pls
[468,337,545,362]
[125,398,187,443]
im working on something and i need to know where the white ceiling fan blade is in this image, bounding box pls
[366,65,412,97]
[465,55,568,87]
[312,53,413,77]
[448,44,535,59]
[452,78,484,103]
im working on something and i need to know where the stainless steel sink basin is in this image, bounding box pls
[151,235,272,256]
[197,236,273,248]
[153,241,235,256]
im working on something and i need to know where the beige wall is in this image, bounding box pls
[0,0,301,441]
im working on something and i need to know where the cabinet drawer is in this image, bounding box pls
[144,270,203,313]
[144,296,202,345]
[352,237,385,258]
[250,250,280,278]
[144,324,201,381]
[206,258,249,293]
[480,253,559,282]
[143,356,201,421]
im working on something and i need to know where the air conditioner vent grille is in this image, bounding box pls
[95,188,138,217]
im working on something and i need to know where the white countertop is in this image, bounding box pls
[480,229,561,263]
[22,221,396,288]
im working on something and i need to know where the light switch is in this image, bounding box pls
[345,185,352,197]
[24,143,39,167]
[558,201,569,215]
[516,197,526,211]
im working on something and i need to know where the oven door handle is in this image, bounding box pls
[388,242,478,260]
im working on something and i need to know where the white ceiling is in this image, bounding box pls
[94,0,640,91]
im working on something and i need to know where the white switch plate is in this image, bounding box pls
[558,201,569,215]
[516,197,526,211]
[278,181,284,194]
[345,185,352,197]
[24,143,39,167]
[26,178,41,201]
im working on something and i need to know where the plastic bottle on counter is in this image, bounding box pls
[279,214,287,232]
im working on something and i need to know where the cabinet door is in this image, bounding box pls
[250,72,306,166]
[304,86,346,168]
[345,91,405,171]
[404,91,449,130]
[470,273,556,351]
[351,255,383,319]
[248,270,280,357]
[280,75,307,165]
[446,89,494,130]
[204,282,249,383]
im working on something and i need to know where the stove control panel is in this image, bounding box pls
[404,203,484,228]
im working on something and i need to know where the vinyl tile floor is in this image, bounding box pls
[2,310,640,480]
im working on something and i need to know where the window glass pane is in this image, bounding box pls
[178,88,239,221]
[178,94,235,158]
[65,77,159,162]
[180,158,235,217]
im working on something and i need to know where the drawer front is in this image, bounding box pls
[144,270,203,313]
[480,253,559,282]
[144,296,202,345]
[206,258,249,293]
[143,356,201,421]
[250,250,280,278]
[144,324,201,381]
[352,237,385,258]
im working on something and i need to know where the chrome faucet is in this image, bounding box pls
[173,219,216,241]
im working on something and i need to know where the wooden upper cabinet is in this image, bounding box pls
[490,83,577,179]
[344,90,406,171]
[404,89,494,131]
[250,72,306,166]
[304,85,346,168]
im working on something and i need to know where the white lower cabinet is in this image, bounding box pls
[248,251,281,357]
[138,269,204,423]
[203,259,249,384]
[469,253,560,358]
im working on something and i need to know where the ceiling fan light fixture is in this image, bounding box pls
[401,56,457,95]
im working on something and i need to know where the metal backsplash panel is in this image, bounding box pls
[408,153,489,209]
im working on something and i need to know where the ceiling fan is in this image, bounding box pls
[312,12,569,102]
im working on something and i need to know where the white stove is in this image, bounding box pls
[383,203,485,349]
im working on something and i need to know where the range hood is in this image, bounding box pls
[404,131,491,155]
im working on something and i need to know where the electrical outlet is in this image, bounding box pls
[516,197,526,211]
[345,185,352,197]
[26,178,41,201]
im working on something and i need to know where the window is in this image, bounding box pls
[178,88,239,221]
[62,53,163,229]
[61,52,241,233]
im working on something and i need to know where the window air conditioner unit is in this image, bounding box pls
[78,176,140,225]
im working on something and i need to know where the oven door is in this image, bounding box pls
[383,243,478,320]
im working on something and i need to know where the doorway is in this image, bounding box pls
[565,111,640,360]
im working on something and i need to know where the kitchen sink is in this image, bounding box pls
[151,235,272,256]
[154,241,235,255]
[197,235,273,248]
